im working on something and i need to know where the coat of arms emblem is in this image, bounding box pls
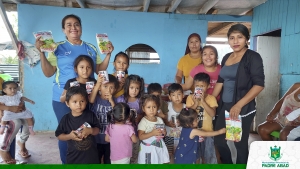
[269,145,282,161]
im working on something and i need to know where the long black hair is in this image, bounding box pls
[113,51,130,74]
[227,23,250,48]
[139,94,160,117]
[73,55,95,73]
[123,74,144,103]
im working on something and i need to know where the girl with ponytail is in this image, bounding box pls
[104,103,138,164]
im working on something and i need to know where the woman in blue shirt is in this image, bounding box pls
[35,14,114,164]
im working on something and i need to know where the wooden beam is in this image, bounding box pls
[65,0,73,7]
[167,0,182,13]
[0,0,18,51]
[217,8,252,15]
[3,3,17,11]
[208,22,235,36]
[199,0,219,14]
[11,0,21,3]
[76,0,87,8]
[143,0,150,12]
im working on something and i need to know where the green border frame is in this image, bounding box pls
[1,164,246,169]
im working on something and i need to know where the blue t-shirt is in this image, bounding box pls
[90,96,116,144]
[47,40,101,102]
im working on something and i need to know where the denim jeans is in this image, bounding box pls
[52,100,70,164]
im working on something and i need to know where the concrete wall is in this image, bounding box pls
[252,0,300,96]
[18,4,251,131]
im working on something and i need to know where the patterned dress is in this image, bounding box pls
[174,128,198,164]
[138,117,169,164]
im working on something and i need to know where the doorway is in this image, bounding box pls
[253,29,281,132]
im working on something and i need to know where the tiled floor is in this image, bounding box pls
[0,132,262,164]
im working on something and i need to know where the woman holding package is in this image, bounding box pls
[212,24,265,164]
[35,14,114,164]
[175,33,202,90]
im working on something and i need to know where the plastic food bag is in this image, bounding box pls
[155,124,165,138]
[86,81,95,94]
[96,33,110,54]
[75,122,91,136]
[33,31,57,52]
[225,110,242,142]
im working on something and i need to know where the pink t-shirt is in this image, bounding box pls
[105,124,135,161]
[190,64,221,96]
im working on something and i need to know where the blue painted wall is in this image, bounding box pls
[252,0,300,96]
[18,4,251,131]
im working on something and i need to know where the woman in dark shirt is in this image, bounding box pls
[212,24,265,164]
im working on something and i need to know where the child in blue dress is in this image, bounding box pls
[174,108,225,164]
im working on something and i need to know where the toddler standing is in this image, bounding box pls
[105,103,138,164]
[174,108,225,164]
[138,95,169,164]
[55,86,100,164]
[89,73,119,164]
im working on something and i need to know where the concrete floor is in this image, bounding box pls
[0,132,60,164]
[0,131,262,164]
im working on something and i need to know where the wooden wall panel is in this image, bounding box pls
[252,0,300,96]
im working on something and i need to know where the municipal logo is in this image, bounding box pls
[268,145,282,161]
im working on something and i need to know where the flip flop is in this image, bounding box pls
[18,150,31,158]
[15,160,27,164]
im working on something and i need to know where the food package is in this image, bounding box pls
[96,33,110,54]
[33,31,57,52]
[225,110,242,142]
[86,81,95,94]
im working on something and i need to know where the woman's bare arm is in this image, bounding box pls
[175,69,183,84]
[181,76,193,90]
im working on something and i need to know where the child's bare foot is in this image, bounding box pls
[28,126,35,135]
[0,125,6,135]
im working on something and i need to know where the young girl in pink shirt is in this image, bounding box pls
[105,102,138,164]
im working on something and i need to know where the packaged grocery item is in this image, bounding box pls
[98,71,109,84]
[155,124,165,137]
[225,111,242,142]
[70,81,80,87]
[75,122,91,135]
[96,33,110,54]
[33,31,57,52]
[171,115,177,127]
[86,81,95,94]
[116,71,125,81]
[198,136,204,142]
[194,87,202,99]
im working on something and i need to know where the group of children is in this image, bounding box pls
[52,50,225,164]
[0,50,225,164]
